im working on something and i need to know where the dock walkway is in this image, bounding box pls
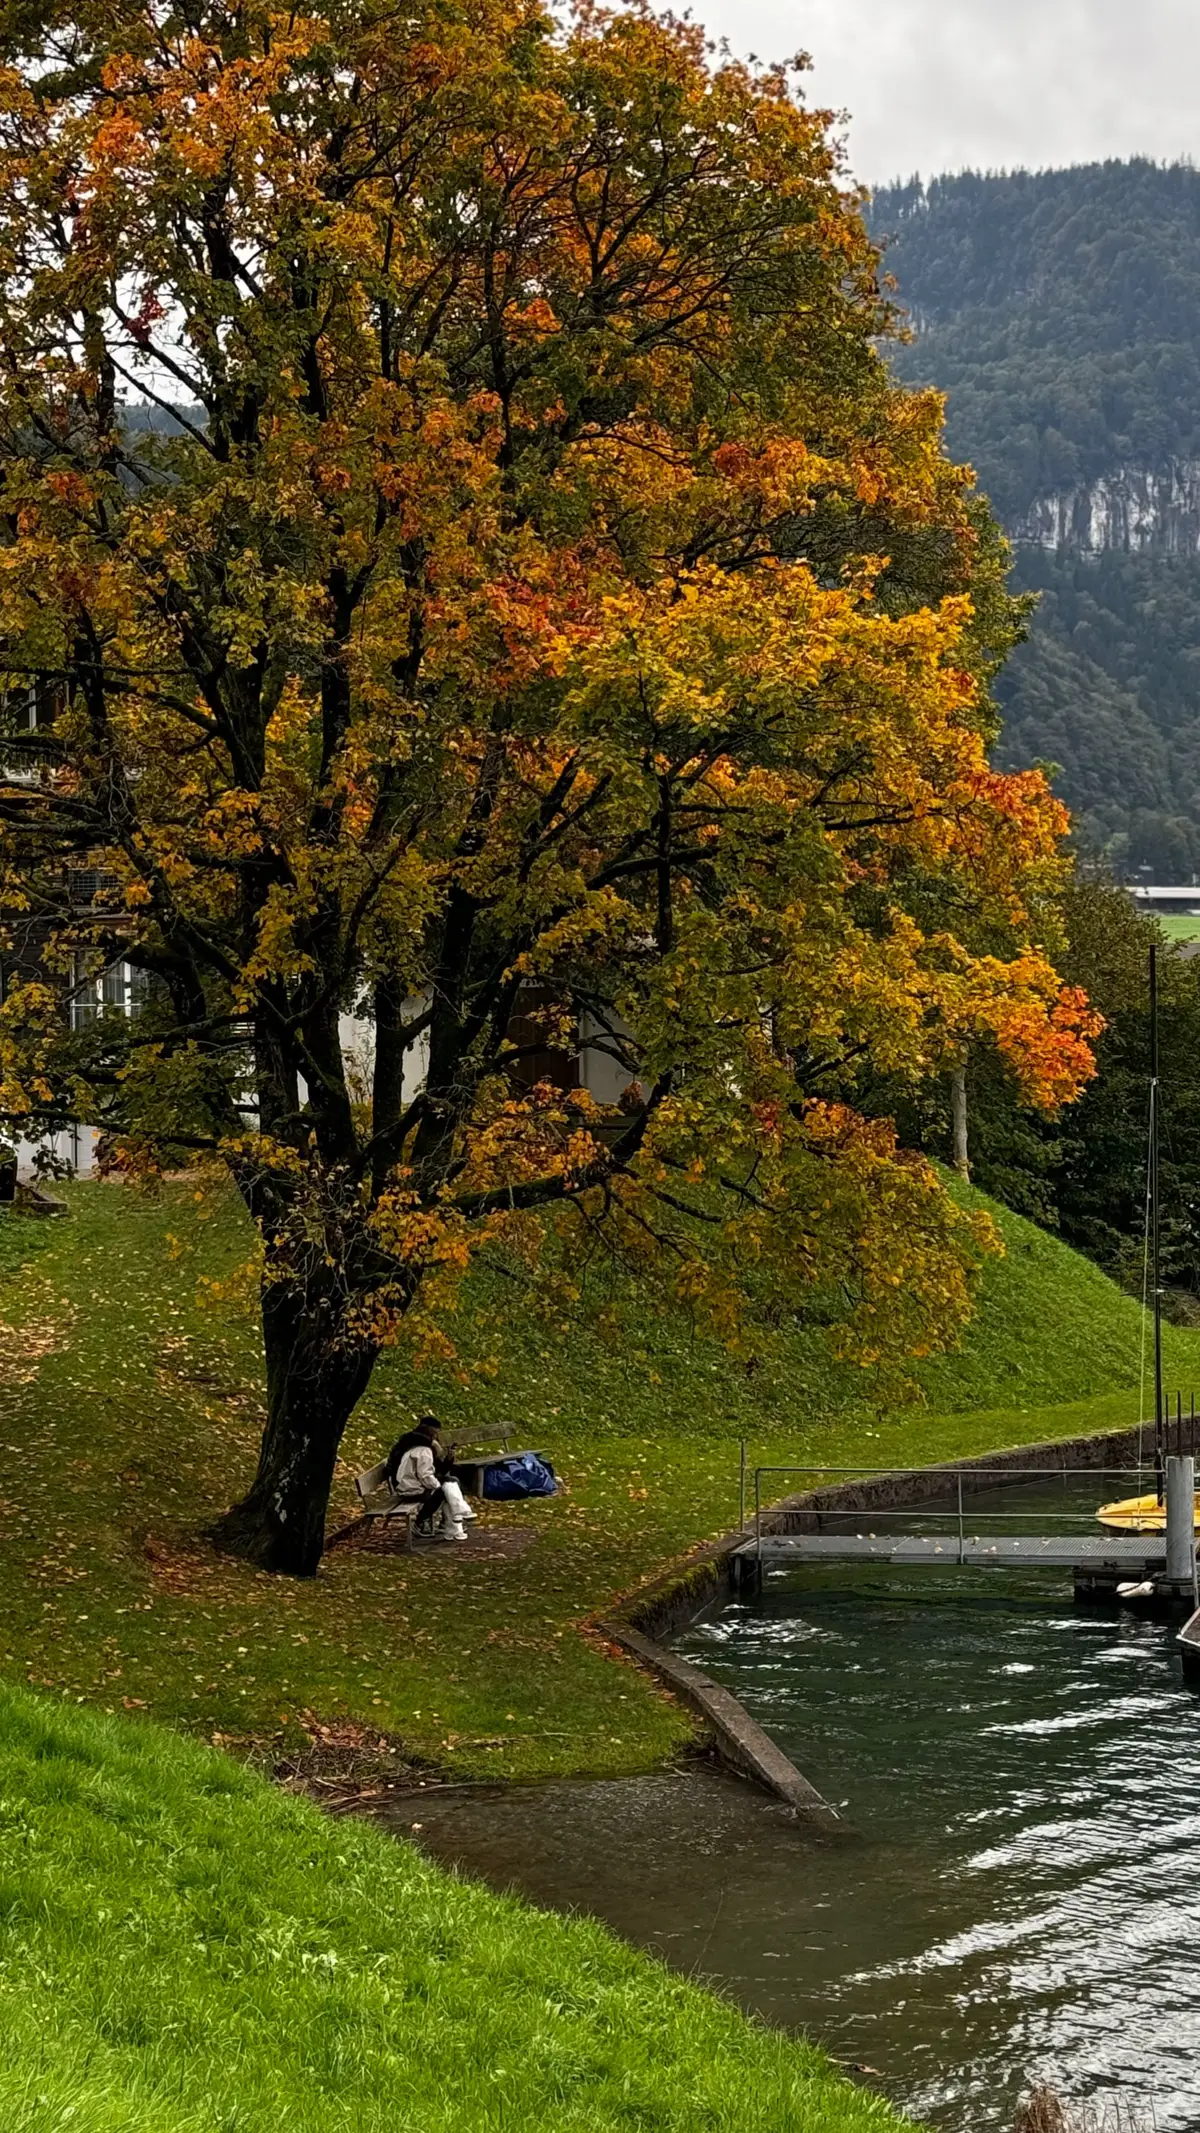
[734,1533,1168,1572]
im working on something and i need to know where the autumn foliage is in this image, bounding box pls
[0,0,1096,1570]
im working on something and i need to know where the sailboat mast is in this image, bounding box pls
[1151,943,1164,1495]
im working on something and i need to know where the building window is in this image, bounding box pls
[71,960,149,1030]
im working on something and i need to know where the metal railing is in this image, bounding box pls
[734,1402,1200,1546]
[737,1459,1190,1571]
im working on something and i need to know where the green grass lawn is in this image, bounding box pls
[0,1678,906,2133]
[0,1178,1194,1782]
[1156,911,1200,941]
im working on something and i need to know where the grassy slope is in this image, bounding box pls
[0,1180,1193,1782]
[0,1681,903,2133]
[1156,912,1200,942]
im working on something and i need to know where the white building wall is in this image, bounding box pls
[12,990,628,1179]
[11,956,140,1180]
[15,1123,99,1182]
[335,1001,634,1108]
[298,1002,431,1114]
[578,1011,635,1105]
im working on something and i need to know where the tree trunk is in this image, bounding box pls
[213,1279,377,1577]
[951,1064,970,1182]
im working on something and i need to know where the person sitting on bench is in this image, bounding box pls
[384,1417,476,1543]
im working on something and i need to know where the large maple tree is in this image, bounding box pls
[0,0,1097,1572]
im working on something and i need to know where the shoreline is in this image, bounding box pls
[286,1415,1169,1816]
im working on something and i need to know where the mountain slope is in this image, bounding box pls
[871,163,1200,873]
[3,1167,1166,1447]
[402,1171,1179,1431]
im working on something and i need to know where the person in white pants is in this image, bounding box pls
[384,1418,478,1542]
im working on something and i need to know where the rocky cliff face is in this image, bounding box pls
[1015,463,1200,553]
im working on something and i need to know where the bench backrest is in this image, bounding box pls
[452,1425,512,1450]
[355,1460,389,1502]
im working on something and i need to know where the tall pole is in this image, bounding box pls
[951,1064,970,1180]
[1165,1456,1195,1587]
[1152,945,1164,1499]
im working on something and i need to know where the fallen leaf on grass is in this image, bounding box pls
[0,1312,71,1389]
[140,1530,218,1595]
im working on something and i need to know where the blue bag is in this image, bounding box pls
[482,1452,558,1501]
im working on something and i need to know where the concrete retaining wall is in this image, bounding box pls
[597,1619,843,1832]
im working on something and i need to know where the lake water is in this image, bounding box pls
[406,1476,1200,2129]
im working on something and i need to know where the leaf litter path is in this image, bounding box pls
[0,1275,74,1390]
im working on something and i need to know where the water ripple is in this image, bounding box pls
[672,1512,1200,2132]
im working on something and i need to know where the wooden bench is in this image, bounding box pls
[352,1461,427,1548]
[353,1429,551,1542]
[448,1424,518,1498]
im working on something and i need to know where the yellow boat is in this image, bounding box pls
[1096,1490,1200,1534]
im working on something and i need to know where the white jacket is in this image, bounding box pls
[392,1444,438,1496]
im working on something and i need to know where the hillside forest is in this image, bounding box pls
[867,166,1200,1297]
[872,162,1200,880]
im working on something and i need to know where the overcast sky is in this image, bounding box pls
[695,0,1200,184]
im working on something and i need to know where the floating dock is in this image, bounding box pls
[730,1532,1194,1603]
[733,1455,1200,1610]
[733,1533,1168,1572]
